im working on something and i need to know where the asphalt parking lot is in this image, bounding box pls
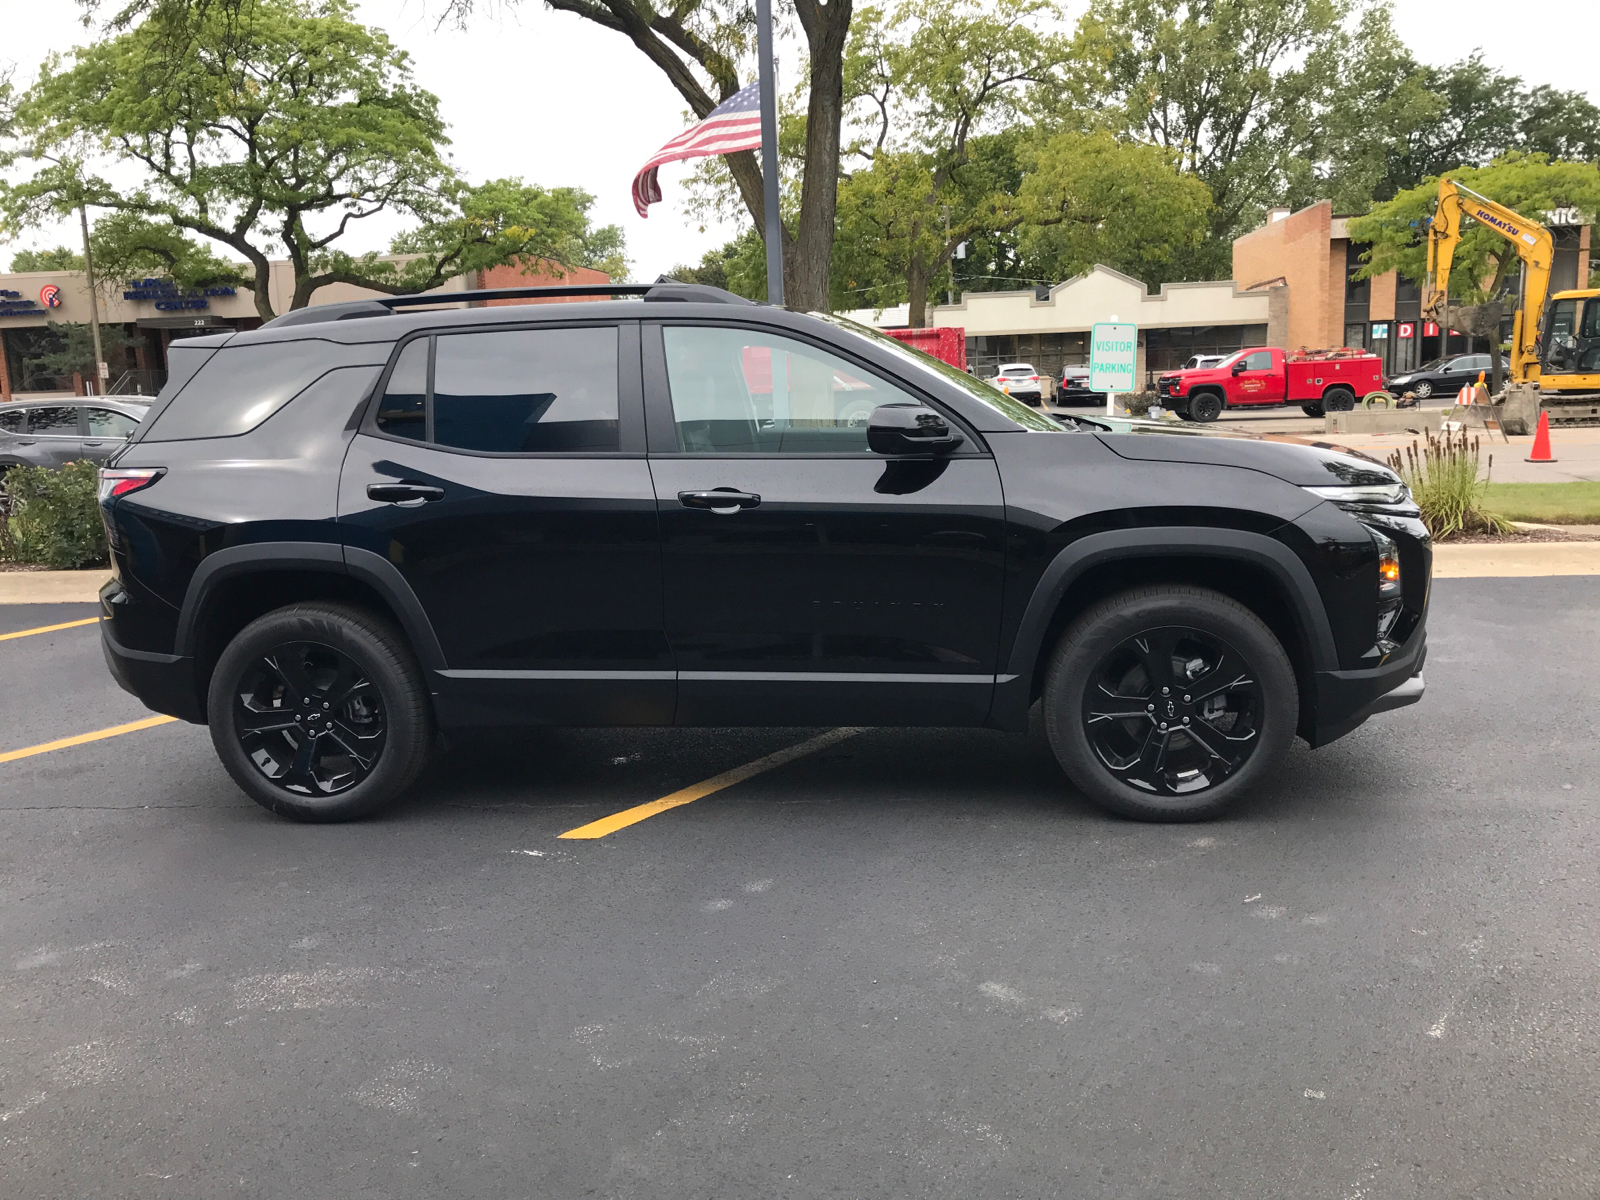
[2,579,1597,1199]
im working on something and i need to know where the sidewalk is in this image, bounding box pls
[1314,424,1600,484]
[0,570,113,603]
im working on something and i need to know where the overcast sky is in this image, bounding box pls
[3,0,1596,281]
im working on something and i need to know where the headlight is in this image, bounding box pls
[1389,375,1411,385]
[1303,483,1408,505]
[1363,524,1404,644]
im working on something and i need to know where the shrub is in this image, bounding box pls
[1385,430,1514,539]
[0,461,109,568]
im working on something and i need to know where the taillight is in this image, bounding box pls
[98,468,164,503]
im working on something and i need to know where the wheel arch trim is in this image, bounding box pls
[173,541,447,673]
[1003,527,1340,681]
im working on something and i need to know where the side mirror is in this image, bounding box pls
[1231,361,1248,375]
[866,403,965,456]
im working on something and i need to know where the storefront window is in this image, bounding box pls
[1344,323,1366,349]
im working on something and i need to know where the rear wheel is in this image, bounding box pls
[1190,393,1222,422]
[207,603,433,822]
[1042,586,1298,821]
[1324,386,1356,412]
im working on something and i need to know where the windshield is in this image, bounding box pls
[815,315,1067,432]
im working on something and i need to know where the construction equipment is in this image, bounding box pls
[1424,179,1600,427]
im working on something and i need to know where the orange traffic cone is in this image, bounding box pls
[1526,409,1557,463]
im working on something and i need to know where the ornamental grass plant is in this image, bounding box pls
[1385,429,1514,540]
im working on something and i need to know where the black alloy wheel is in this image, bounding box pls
[208,603,432,822]
[1324,386,1356,412]
[1411,379,1434,399]
[1079,627,1263,796]
[233,641,387,796]
[1190,393,1222,422]
[1043,585,1297,821]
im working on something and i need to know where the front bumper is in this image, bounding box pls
[1305,628,1426,747]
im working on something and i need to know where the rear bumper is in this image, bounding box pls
[1305,628,1426,747]
[101,620,204,724]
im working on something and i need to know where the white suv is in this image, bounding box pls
[989,362,1046,405]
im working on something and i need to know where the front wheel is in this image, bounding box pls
[207,603,433,822]
[1411,379,1434,400]
[1301,403,1324,418]
[1189,393,1222,422]
[1042,586,1298,821]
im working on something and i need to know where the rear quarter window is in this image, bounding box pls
[140,339,389,441]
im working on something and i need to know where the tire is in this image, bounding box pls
[1042,585,1298,822]
[1324,386,1356,412]
[1411,379,1433,400]
[1190,393,1222,422]
[1301,403,1325,418]
[1176,410,1195,421]
[207,603,433,822]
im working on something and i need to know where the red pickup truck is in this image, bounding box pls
[1156,347,1383,422]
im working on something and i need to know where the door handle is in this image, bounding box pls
[83,441,105,447]
[678,488,761,514]
[367,481,445,504]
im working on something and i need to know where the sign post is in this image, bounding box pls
[1090,321,1138,415]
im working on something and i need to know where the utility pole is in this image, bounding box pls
[78,204,108,396]
[942,206,954,307]
[755,0,784,306]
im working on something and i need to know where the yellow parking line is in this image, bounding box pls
[559,727,863,839]
[0,715,178,764]
[0,617,102,642]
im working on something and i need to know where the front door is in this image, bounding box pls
[1227,350,1279,406]
[645,322,1007,727]
[338,320,672,726]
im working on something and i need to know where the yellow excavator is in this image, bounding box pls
[1424,178,1600,427]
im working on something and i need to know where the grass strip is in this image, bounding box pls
[1483,481,1600,525]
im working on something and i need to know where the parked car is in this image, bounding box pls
[987,362,1047,404]
[1182,355,1228,370]
[1386,353,1510,400]
[1157,347,1384,421]
[1057,366,1103,406]
[99,283,1429,825]
[0,398,150,475]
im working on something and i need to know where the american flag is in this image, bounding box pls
[632,82,763,218]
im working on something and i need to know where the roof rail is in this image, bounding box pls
[260,281,756,329]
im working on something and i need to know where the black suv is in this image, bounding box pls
[99,283,1429,823]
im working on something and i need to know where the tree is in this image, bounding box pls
[1348,155,1600,392]
[1017,130,1213,286]
[831,0,1071,325]
[21,321,138,383]
[9,246,85,272]
[2,0,623,318]
[1068,0,1348,247]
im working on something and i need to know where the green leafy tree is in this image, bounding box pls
[9,246,86,272]
[1068,0,1348,248]
[1017,130,1213,286]
[832,0,1071,325]
[20,321,139,382]
[2,0,623,318]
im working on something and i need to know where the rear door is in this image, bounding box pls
[338,320,672,726]
[82,406,141,463]
[645,320,1007,728]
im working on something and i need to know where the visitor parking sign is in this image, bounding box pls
[1089,323,1138,393]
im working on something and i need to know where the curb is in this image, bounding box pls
[0,570,113,604]
[1431,541,1600,578]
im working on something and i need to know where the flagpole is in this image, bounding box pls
[755,0,784,306]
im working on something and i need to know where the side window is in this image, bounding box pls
[1240,351,1274,371]
[142,340,350,441]
[0,410,22,434]
[28,406,81,436]
[377,338,428,442]
[430,328,619,454]
[86,408,139,438]
[662,326,918,454]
